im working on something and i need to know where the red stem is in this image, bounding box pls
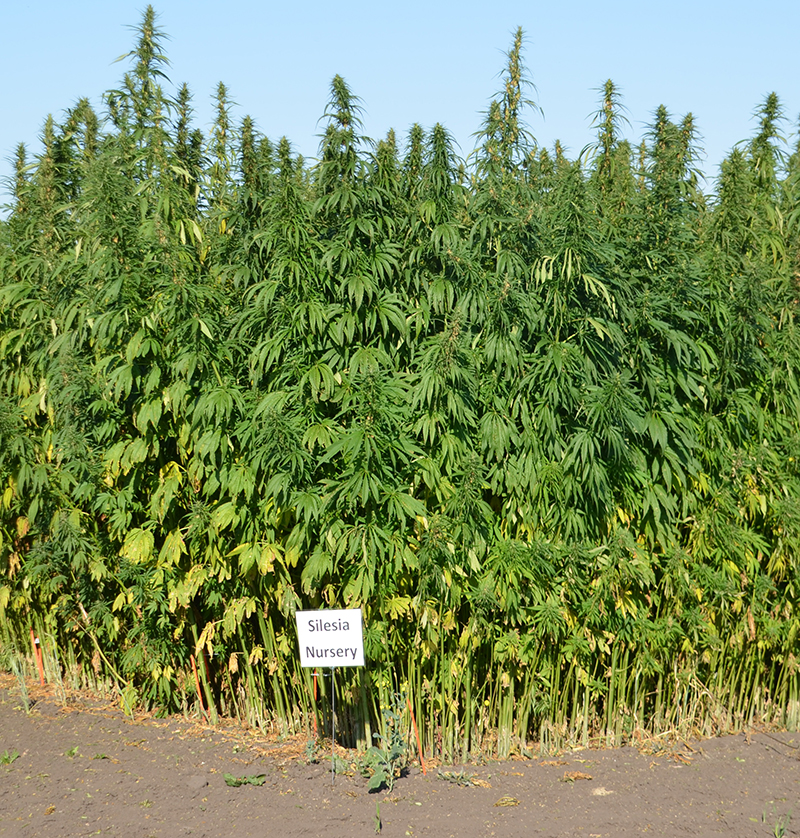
[190,654,207,718]
[30,627,45,686]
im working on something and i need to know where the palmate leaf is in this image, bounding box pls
[300,545,333,593]
[382,487,427,523]
[480,410,518,462]
[121,527,154,564]
[157,528,186,566]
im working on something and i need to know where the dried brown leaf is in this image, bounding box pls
[562,770,593,782]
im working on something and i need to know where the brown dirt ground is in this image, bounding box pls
[1,676,798,838]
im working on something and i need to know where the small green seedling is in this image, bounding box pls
[93,753,109,760]
[374,802,382,834]
[762,806,791,838]
[333,756,351,776]
[64,746,79,758]
[223,773,266,787]
[305,739,320,764]
[1,749,20,765]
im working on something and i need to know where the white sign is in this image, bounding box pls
[295,608,365,668]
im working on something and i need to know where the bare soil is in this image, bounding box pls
[1,676,798,838]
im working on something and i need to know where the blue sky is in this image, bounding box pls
[2,0,799,199]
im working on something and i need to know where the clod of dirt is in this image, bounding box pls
[186,775,209,791]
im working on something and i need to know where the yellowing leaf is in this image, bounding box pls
[121,528,154,564]
[211,502,238,531]
[258,543,282,575]
[386,595,412,619]
[158,529,186,566]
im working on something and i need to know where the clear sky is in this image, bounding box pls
[2,0,799,200]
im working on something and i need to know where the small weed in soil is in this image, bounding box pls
[223,772,267,787]
[1,748,20,765]
[305,739,320,764]
[332,755,351,775]
[64,746,79,758]
[363,693,407,792]
[437,769,477,787]
[761,805,792,838]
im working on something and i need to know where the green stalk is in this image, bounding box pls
[188,617,218,724]
[237,625,266,730]
[654,672,663,733]
[463,657,472,761]
[582,683,590,747]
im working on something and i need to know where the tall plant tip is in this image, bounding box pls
[589,80,631,127]
[323,75,365,129]
[119,4,172,82]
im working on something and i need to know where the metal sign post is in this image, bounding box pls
[295,608,365,785]
[330,667,335,785]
